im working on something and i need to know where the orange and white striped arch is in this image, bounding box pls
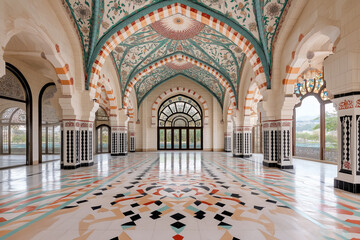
[45,44,74,96]
[127,98,135,124]
[94,74,117,117]
[123,54,234,109]
[151,87,209,126]
[282,26,339,94]
[244,83,262,116]
[89,3,267,101]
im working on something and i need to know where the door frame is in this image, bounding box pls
[158,127,203,150]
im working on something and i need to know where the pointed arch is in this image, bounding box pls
[151,87,209,127]
[87,2,269,101]
[124,53,233,108]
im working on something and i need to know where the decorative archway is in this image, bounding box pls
[0,63,32,165]
[158,94,203,150]
[95,73,118,117]
[281,25,340,94]
[39,82,61,163]
[151,87,209,126]
[123,53,234,109]
[88,2,269,101]
[5,19,75,95]
[293,68,337,162]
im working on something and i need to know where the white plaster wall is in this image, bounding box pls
[135,75,224,152]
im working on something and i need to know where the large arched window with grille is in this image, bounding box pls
[158,95,203,150]
[0,63,32,167]
[293,69,337,162]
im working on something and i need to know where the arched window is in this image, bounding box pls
[95,107,110,153]
[293,69,337,162]
[0,63,32,167]
[158,95,203,150]
[40,83,60,162]
[0,107,26,155]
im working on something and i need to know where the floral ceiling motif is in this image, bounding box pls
[135,64,225,106]
[65,0,288,57]
[151,14,205,40]
[111,19,244,103]
[63,0,93,62]
[63,0,289,106]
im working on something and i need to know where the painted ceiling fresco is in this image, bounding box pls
[63,0,289,107]
[135,62,225,105]
[110,18,244,105]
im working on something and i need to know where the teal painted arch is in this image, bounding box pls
[87,0,271,90]
[137,73,224,110]
[127,52,233,104]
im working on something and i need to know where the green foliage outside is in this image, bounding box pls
[296,112,337,149]
[11,126,26,144]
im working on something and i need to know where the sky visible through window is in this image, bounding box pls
[296,96,320,121]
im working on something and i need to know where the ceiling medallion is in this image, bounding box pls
[166,59,194,70]
[151,14,204,40]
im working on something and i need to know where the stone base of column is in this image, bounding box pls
[111,152,128,156]
[81,162,94,167]
[233,154,252,158]
[263,161,277,168]
[263,161,293,169]
[111,153,128,156]
[334,179,360,193]
[277,164,294,169]
[62,164,81,170]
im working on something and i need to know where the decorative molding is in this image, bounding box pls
[339,100,353,111]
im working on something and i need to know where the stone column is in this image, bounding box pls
[61,120,80,169]
[262,121,277,167]
[129,132,135,152]
[129,121,136,152]
[277,120,293,169]
[332,96,360,192]
[79,121,94,167]
[262,120,293,169]
[233,126,252,158]
[111,110,129,156]
[324,43,360,192]
[59,92,98,169]
[224,132,231,152]
[224,118,232,152]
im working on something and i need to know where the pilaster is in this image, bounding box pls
[79,121,94,167]
[233,126,252,158]
[332,95,360,193]
[262,120,293,169]
[111,126,128,156]
[61,120,80,169]
[129,131,135,152]
[224,132,231,152]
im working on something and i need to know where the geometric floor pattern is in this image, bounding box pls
[0,152,359,239]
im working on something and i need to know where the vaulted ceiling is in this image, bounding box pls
[63,0,289,108]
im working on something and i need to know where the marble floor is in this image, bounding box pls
[0,155,60,169]
[0,152,359,240]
